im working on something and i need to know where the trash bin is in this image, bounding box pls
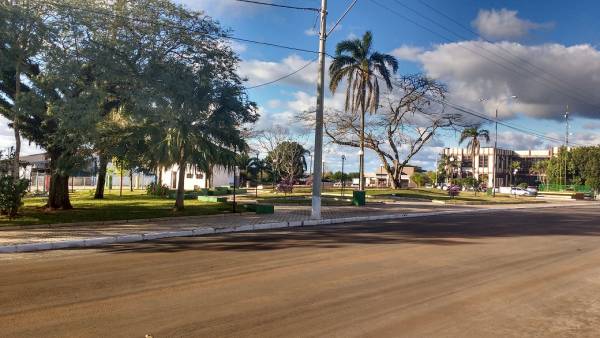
[486,188,493,196]
[352,190,366,206]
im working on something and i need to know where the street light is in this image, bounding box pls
[233,165,239,213]
[479,95,518,197]
[255,152,260,198]
[341,154,346,197]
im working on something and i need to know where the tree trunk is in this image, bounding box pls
[46,153,72,209]
[119,166,123,197]
[157,166,163,185]
[94,154,108,199]
[12,61,21,179]
[130,169,133,192]
[174,152,186,211]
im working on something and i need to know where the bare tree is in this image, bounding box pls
[324,75,463,189]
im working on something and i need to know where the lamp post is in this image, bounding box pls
[272,159,278,192]
[513,168,518,198]
[480,95,518,197]
[255,152,260,198]
[233,165,239,213]
[341,154,346,197]
[322,161,325,190]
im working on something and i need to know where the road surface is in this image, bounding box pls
[2,205,600,337]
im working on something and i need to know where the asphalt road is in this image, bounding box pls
[2,205,600,337]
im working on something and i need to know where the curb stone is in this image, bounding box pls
[1,202,595,254]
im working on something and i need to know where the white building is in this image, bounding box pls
[442,147,560,187]
[158,165,233,190]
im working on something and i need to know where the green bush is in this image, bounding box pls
[0,176,30,218]
[146,182,169,197]
[518,182,528,189]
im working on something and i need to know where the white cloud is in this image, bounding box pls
[472,8,553,40]
[390,45,424,62]
[418,41,600,121]
[176,0,273,17]
[239,55,318,88]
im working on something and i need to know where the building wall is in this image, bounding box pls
[160,165,233,190]
[442,147,554,187]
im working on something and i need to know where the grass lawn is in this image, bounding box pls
[254,187,543,204]
[1,190,234,227]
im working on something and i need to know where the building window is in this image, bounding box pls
[196,173,203,179]
[186,173,193,178]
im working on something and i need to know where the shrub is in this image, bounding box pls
[0,176,30,218]
[518,182,528,189]
[276,179,294,194]
[146,182,169,197]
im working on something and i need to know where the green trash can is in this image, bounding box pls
[352,190,366,206]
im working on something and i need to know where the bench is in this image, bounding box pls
[197,196,228,203]
[243,204,274,214]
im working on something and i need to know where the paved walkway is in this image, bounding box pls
[0,201,594,248]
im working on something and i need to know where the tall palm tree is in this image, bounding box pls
[459,126,490,178]
[329,31,398,191]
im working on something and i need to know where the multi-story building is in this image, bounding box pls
[441,147,561,187]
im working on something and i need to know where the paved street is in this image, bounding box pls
[2,205,600,337]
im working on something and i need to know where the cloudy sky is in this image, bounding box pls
[7,0,600,172]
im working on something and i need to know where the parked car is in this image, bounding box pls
[510,187,536,196]
[526,186,538,194]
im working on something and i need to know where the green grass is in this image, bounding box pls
[1,190,234,227]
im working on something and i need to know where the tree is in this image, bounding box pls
[570,146,600,192]
[329,31,398,190]
[0,1,49,179]
[530,160,548,185]
[265,141,307,184]
[510,161,521,186]
[411,172,430,188]
[458,126,490,177]
[325,75,463,189]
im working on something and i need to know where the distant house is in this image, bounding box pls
[158,165,233,190]
[354,165,417,188]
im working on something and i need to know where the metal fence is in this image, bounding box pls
[538,184,592,193]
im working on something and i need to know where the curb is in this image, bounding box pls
[0,202,594,254]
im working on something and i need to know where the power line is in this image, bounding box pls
[327,0,358,36]
[370,0,600,113]
[39,0,322,55]
[232,0,320,12]
[245,59,316,89]
[416,0,600,106]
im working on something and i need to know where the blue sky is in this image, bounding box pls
[9,0,600,172]
[172,0,600,172]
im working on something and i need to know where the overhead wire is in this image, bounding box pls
[232,0,320,12]
[370,0,600,113]
[327,0,358,36]
[416,0,600,106]
[245,59,316,89]
[39,0,323,55]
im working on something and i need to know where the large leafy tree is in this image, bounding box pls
[0,1,49,178]
[329,31,398,190]
[458,126,490,177]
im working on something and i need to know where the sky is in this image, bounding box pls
[5,0,600,173]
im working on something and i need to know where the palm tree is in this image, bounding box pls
[459,126,490,178]
[440,154,458,183]
[329,31,398,191]
[530,159,548,185]
[510,160,521,186]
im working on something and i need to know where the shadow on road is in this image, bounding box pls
[100,206,600,254]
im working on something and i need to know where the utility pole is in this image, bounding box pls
[311,0,327,219]
[492,107,498,197]
[564,106,569,187]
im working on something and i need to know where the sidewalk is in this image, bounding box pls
[0,201,595,253]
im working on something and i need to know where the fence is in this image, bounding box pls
[538,184,592,193]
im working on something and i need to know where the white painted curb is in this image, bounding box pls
[1,202,593,253]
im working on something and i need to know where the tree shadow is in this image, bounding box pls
[100,207,600,254]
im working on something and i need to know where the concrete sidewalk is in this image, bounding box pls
[0,201,595,253]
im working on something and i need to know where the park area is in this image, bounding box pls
[0,187,544,227]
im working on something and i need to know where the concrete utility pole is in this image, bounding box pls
[492,107,498,197]
[311,0,327,219]
[564,106,569,187]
